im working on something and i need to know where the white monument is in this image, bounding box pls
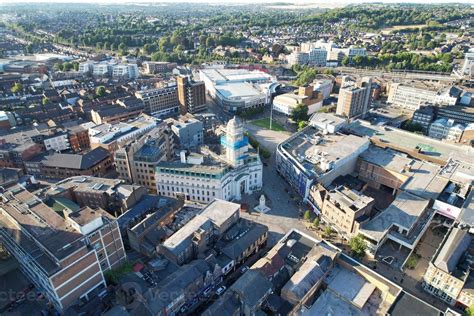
[254,194,270,213]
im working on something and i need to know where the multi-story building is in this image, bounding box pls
[312,77,334,100]
[423,226,473,306]
[437,105,474,125]
[43,132,70,152]
[276,126,369,202]
[143,61,177,74]
[44,176,147,214]
[31,147,113,179]
[66,125,90,153]
[412,105,435,132]
[177,75,207,114]
[114,124,174,192]
[336,76,372,119]
[167,115,204,149]
[0,183,126,312]
[428,118,465,142]
[92,62,113,77]
[308,48,328,66]
[78,62,94,74]
[160,199,240,265]
[387,82,458,110]
[0,131,44,169]
[135,86,179,118]
[112,64,139,79]
[287,51,309,66]
[273,85,323,116]
[156,117,263,203]
[461,49,474,78]
[321,185,374,238]
[86,114,158,155]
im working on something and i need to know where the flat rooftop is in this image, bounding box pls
[345,120,474,164]
[327,186,374,212]
[162,199,240,254]
[0,184,86,273]
[215,82,265,99]
[360,191,430,243]
[360,146,446,201]
[200,68,272,84]
[280,126,369,177]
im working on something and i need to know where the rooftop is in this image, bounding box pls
[0,184,87,274]
[215,82,265,100]
[161,199,240,255]
[360,191,430,243]
[279,126,369,177]
[200,68,272,84]
[41,147,110,170]
[345,120,474,164]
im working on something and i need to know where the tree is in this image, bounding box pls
[291,103,309,122]
[466,305,474,316]
[11,82,23,93]
[303,210,311,221]
[349,234,367,258]
[323,226,333,237]
[42,97,49,106]
[298,121,308,131]
[313,218,320,228]
[95,86,106,98]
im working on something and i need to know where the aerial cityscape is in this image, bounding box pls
[0,1,472,315]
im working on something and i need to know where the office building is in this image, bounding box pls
[86,114,158,155]
[114,123,174,192]
[287,51,309,66]
[309,112,347,134]
[143,61,177,74]
[428,118,465,142]
[312,77,334,100]
[156,117,263,203]
[276,126,369,201]
[336,76,372,119]
[437,105,474,125]
[28,147,113,179]
[461,49,474,78]
[412,105,435,132]
[43,132,70,152]
[273,85,323,116]
[0,183,126,312]
[423,227,473,306]
[321,185,374,238]
[308,48,328,66]
[160,199,240,265]
[177,75,207,114]
[78,62,94,74]
[387,82,457,110]
[135,86,179,118]
[167,115,204,149]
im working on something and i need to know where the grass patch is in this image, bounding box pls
[405,253,420,270]
[104,261,134,285]
[251,118,286,131]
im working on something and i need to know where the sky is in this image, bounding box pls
[0,0,469,4]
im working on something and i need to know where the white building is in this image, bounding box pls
[387,82,457,110]
[156,117,263,203]
[312,79,334,100]
[93,62,113,77]
[78,62,94,74]
[44,133,70,152]
[112,64,139,79]
[287,51,309,66]
[428,118,465,142]
[199,68,274,113]
[461,49,474,78]
[347,46,367,58]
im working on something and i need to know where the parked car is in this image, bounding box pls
[216,286,226,296]
[240,266,249,274]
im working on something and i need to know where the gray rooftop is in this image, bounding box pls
[360,191,430,243]
[41,147,110,170]
[162,199,240,255]
[433,227,472,274]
